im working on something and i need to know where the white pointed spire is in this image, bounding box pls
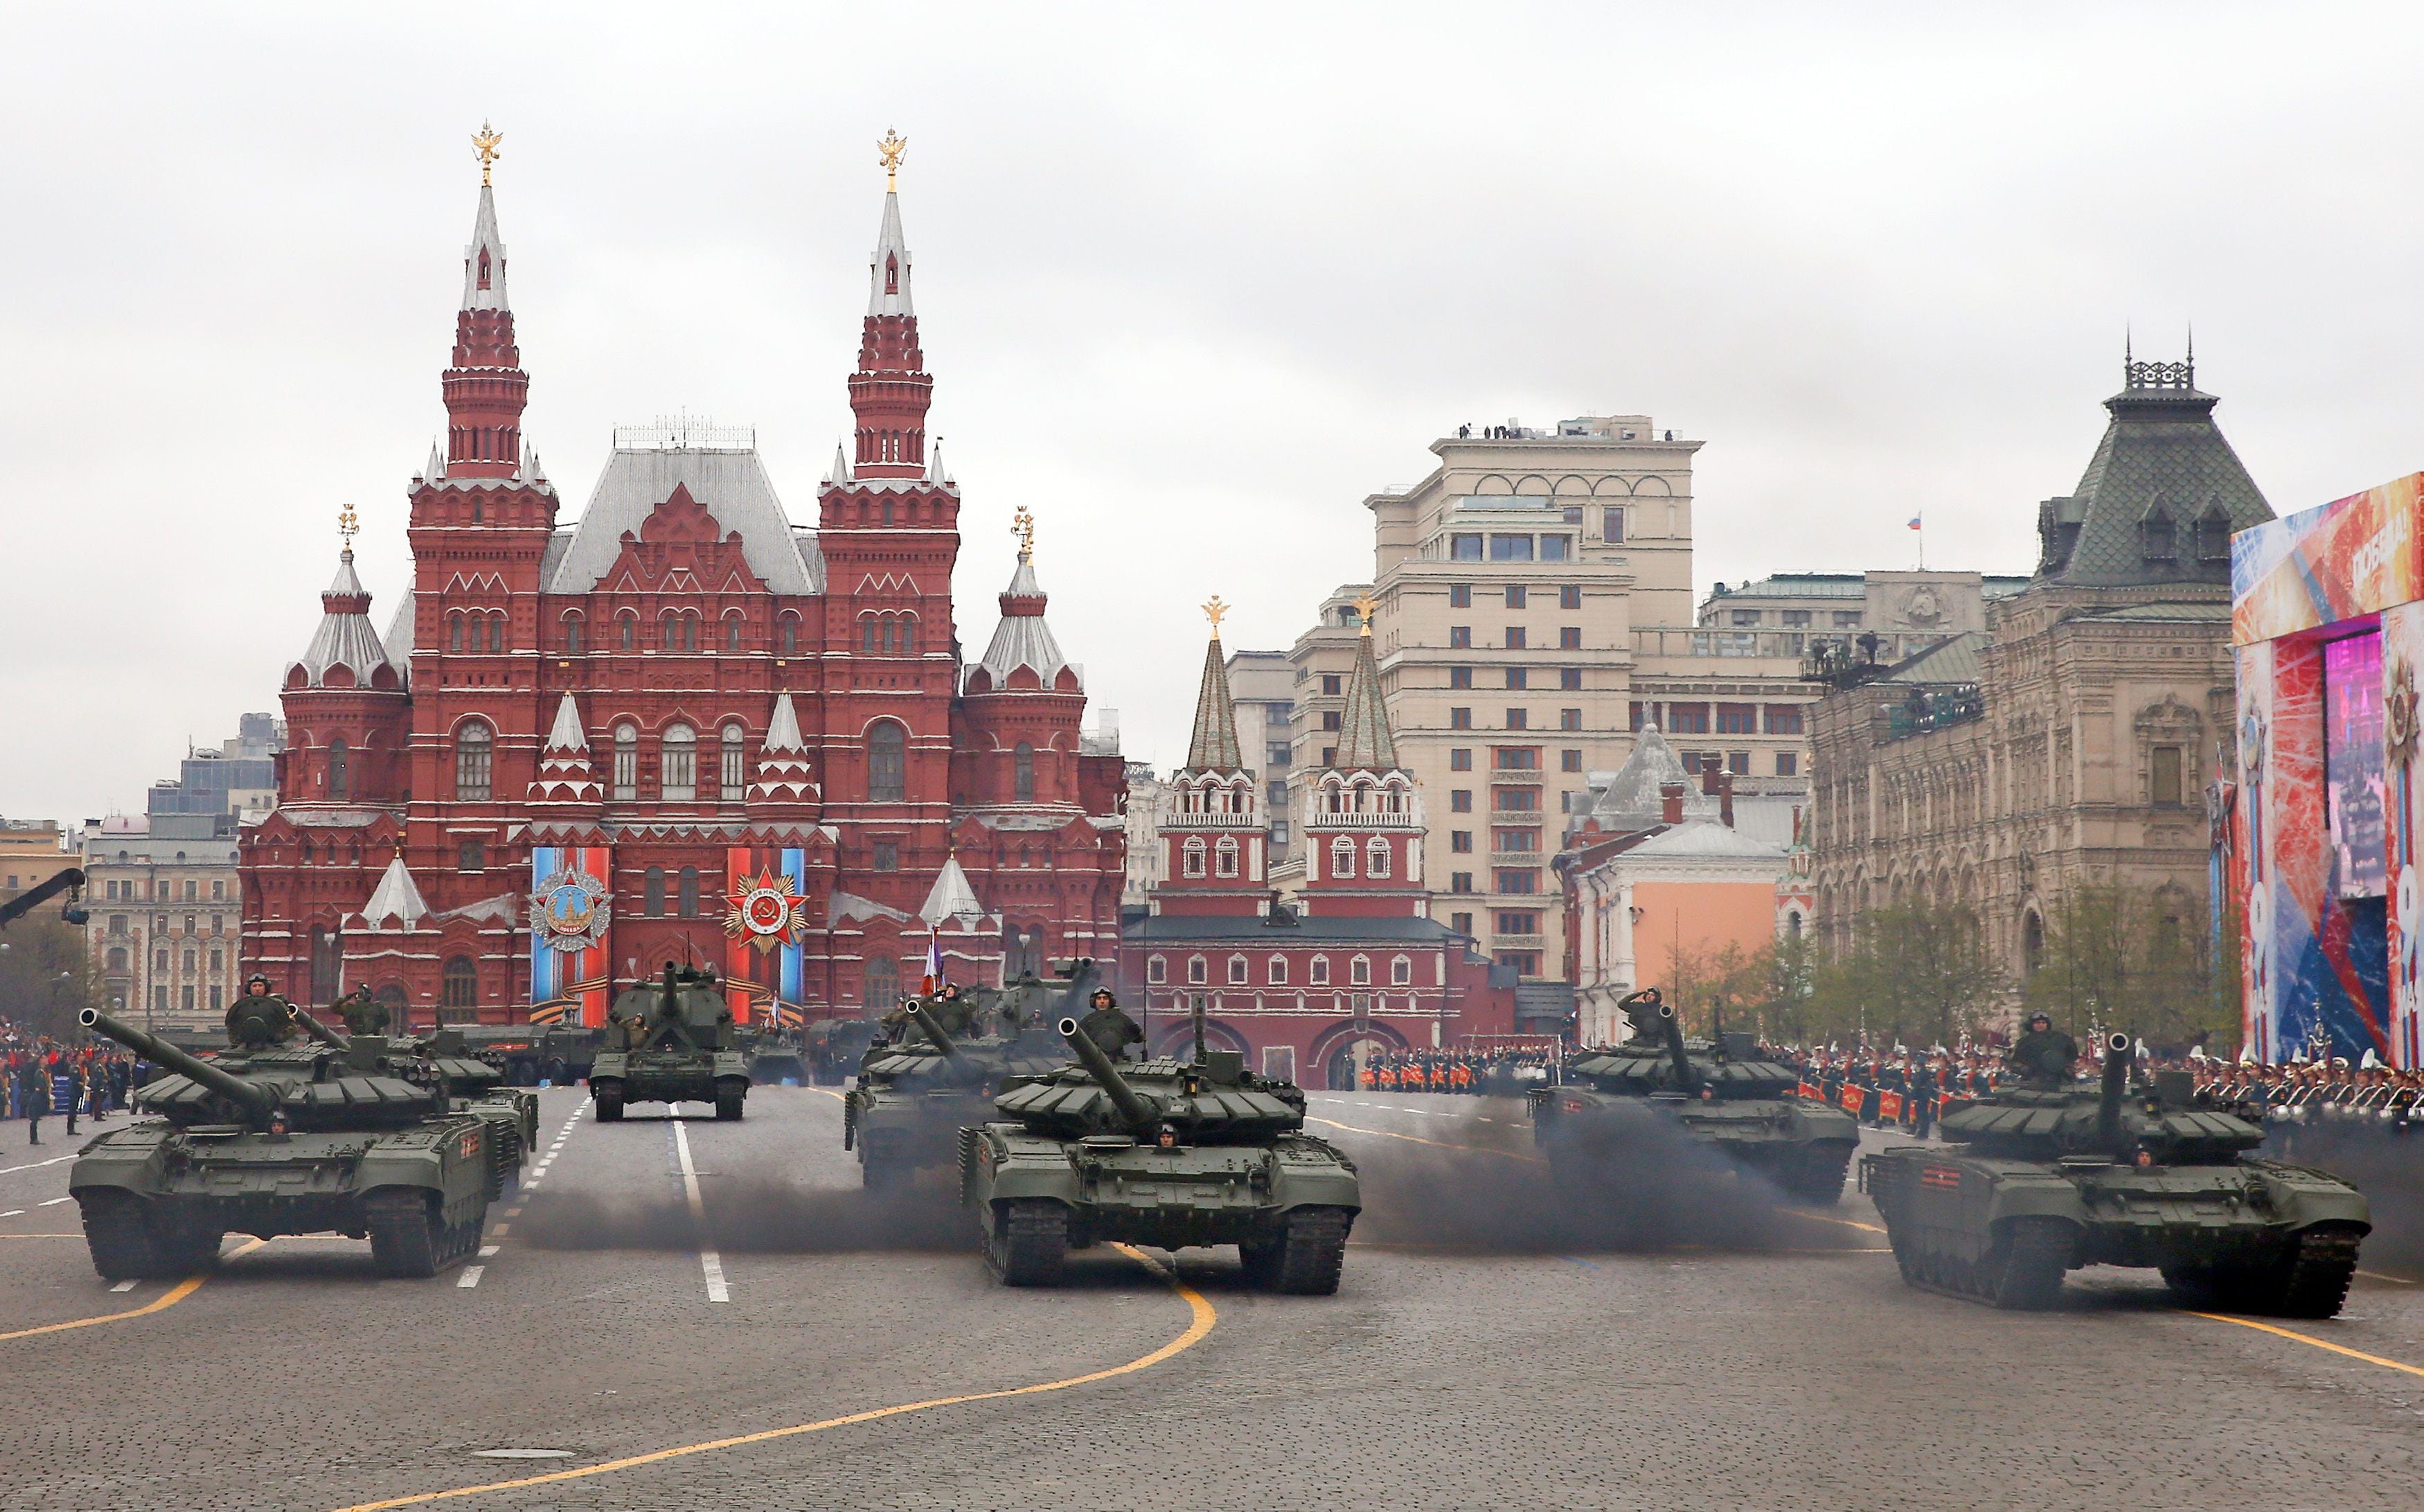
[544,692,588,752]
[362,855,430,931]
[868,188,913,318]
[528,446,546,484]
[461,183,510,312]
[766,693,805,752]
[919,853,985,926]
[826,442,850,486]
[926,440,952,484]
[424,438,445,481]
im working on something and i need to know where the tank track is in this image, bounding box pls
[78,1193,221,1281]
[1269,1206,1351,1295]
[366,1190,483,1279]
[2274,1223,2363,1318]
[1775,1144,1855,1205]
[985,1198,1068,1287]
[1891,1215,2073,1310]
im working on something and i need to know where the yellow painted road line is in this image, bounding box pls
[2189,1311,2424,1380]
[0,1236,269,1343]
[1305,1116,1547,1164]
[2358,1269,2417,1286]
[326,1243,1218,1512]
[1788,1209,1889,1236]
[0,1234,83,1238]
[810,1086,847,1101]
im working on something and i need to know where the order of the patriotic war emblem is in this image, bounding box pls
[726,871,808,952]
[530,866,611,954]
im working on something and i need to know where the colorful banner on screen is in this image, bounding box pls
[2233,472,2424,646]
[724,846,810,1026]
[530,845,613,1027]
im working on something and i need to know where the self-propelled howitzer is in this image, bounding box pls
[590,964,751,1121]
[1529,988,1860,1202]
[1862,1033,2372,1313]
[69,1008,536,1279]
[959,1014,1362,1292]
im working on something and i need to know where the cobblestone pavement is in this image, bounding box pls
[3,1089,2422,1510]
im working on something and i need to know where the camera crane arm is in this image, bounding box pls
[0,868,87,931]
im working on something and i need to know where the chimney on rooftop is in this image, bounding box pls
[1699,765,1721,797]
[1659,781,1686,826]
[1720,772,1735,829]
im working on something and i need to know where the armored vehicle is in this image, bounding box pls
[844,962,1103,1189]
[590,964,751,1121]
[69,1003,537,1279]
[1863,1033,2371,1314]
[807,1015,882,1085]
[740,1026,808,1086]
[960,1012,1362,1292]
[1529,988,1860,1203]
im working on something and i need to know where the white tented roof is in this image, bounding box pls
[546,447,822,596]
[972,557,1077,690]
[362,855,430,930]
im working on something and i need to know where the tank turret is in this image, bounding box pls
[1057,1014,1160,1132]
[906,1002,968,1066]
[287,1004,352,1051]
[985,1019,1306,1143]
[82,1009,279,1123]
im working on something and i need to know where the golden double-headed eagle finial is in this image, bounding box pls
[472,122,503,187]
[1353,591,1380,635]
[878,129,908,191]
[1202,595,1230,637]
[1011,507,1036,561]
[337,504,359,553]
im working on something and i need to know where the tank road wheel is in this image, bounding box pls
[78,1193,166,1280]
[985,1199,1069,1287]
[1781,1145,1855,1205]
[2269,1222,2364,1319]
[1981,1217,2072,1310]
[1269,1206,1353,1295]
[594,1086,624,1122]
[366,1190,445,1279]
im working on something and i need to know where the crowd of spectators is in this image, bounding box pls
[1357,1049,1556,1095]
[2,1011,138,1144]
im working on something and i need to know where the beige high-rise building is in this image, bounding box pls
[1277,414,1814,984]
[1225,650,1299,865]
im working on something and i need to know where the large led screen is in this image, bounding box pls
[2326,630,2387,899]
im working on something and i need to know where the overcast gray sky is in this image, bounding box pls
[6,2,2421,823]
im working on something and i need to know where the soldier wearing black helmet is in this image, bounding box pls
[1076,987,1145,1062]
[2006,1011,2078,1087]
[226,975,299,1049]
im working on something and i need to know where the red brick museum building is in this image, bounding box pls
[239,152,1127,1026]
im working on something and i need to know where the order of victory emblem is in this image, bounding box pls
[725,871,809,952]
[530,867,612,954]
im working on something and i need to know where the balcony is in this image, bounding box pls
[1633,628,1810,662]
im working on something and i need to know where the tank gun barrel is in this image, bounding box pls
[1621,989,1696,1093]
[288,1005,351,1051]
[80,1008,278,1119]
[2098,1032,2133,1151]
[906,1002,963,1063]
[1058,1015,1159,1131]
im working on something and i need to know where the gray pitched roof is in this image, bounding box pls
[547,447,821,596]
[1881,631,1985,684]
[972,554,1076,690]
[1333,630,1399,771]
[1575,724,1716,835]
[1184,636,1244,772]
[2035,360,2274,588]
[291,551,398,688]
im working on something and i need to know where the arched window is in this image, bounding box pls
[1350,954,1372,986]
[1267,955,1289,986]
[1014,742,1035,803]
[861,616,880,653]
[618,612,637,651]
[1309,955,1331,986]
[1186,954,1209,985]
[563,611,585,653]
[441,955,478,1011]
[612,723,638,801]
[454,721,492,801]
[1215,835,1240,878]
[779,612,799,655]
[867,721,906,802]
[720,722,747,801]
[1330,835,1357,878]
[486,613,504,653]
[643,866,666,917]
[106,947,127,970]
[1391,954,1412,986]
[1146,954,1167,985]
[661,723,697,800]
[722,613,743,652]
[864,955,901,1010]
[1366,835,1391,878]
[1182,836,1208,879]
[447,614,465,652]
[678,866,701,918]
[308,925,344,1002]
[327,736,350,802]
[900,614,918,653]
[1227,954,1249,985]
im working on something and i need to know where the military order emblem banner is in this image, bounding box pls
[531,845,612,1026]
[724,846,809,1026]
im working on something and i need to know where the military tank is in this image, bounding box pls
[807,1015,882,1085]
[1529,987,1860,1202]
[843,962,1103,1189]
[590,964,752,1121]
[959,1011,1362,1292]
[1863,1033,2372,1314]
[69,1001,537,1279]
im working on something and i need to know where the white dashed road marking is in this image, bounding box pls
[37,1197,71,1207]
[479,1245,499,1258]
[0,1210,24,1218]
[670,1118,729,1303]
[109,1280,136,1293]
[458,1265,485,1288]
